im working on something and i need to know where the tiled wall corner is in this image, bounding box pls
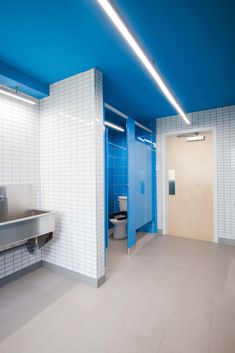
[94,70,105,279]
[156,105,235,240]
[0,94,41,280]
[40,69,105,280]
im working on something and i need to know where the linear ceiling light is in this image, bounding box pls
[0,86,37,105]
[96,0,190,125]
[105,121,125,132]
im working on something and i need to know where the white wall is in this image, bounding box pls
[156,105,235,241]
[0,93,41,279]
[40,69,105,281]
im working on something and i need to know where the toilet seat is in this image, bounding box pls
[109,211,127,239]
[110,211,127,221]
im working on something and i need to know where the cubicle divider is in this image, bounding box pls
[127,118,136,251]
[104,104,157,256]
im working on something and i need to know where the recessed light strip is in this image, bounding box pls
[105,121,125,132]
[96,0,190,125]
[0,87,37,105]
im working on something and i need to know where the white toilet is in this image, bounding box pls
[109,196,127,240]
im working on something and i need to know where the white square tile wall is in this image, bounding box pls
[0,94,41,279]
[156,105,235,240]
[40,69,105,280]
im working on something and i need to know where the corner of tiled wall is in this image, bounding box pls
[94,70,105,279]
[40,68,105,281]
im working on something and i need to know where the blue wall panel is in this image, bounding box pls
[135,127,157,234]
[105,128,109,248]
[127,118,136,249]
[107,129,127,228]
[134,141,152,230]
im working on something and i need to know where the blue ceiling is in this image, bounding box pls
[0,0,234,121]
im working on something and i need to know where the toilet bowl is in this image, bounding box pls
[109,196,127,240]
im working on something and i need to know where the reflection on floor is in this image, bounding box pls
[107,232,155,260]
[136,231,146,241]
[136,232,155,252]
[1,235,235,353]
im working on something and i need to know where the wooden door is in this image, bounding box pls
[167,132,213,241]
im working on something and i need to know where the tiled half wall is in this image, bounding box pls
[0,69,105,285]
[40,69,105,282]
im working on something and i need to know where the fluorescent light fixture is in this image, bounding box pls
[96,0,190,125]
[138,137,145,142]
[105,121,125,132]
[0,86,36,105]
[187,135,205,142]
[144,138,156,147]
[138,137,156,148]
[144,138,153,144]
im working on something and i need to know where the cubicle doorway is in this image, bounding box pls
[104,104,157,265]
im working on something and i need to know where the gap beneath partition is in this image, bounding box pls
[136,233,155,252]
[127,233,155,255]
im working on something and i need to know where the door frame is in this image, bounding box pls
[161,126,218,243]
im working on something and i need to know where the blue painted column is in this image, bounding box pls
[104,127,109,248]
[151,133,158,233]
[127,118,136,250]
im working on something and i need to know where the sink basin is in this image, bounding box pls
[0,209,55,248]
[0,185,55,248]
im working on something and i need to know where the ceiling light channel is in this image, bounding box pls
[0,86,37,105]
[96,0,190,125]
[105,121,125,132]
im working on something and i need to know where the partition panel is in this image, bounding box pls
[134,141,152,229]
[127,118,136,249]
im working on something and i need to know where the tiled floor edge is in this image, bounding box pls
[42,261,106,288]
[218,237,235,246]
[0,261,42,287]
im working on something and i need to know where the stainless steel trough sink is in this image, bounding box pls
[0,185,55,248]
[0,209,55,248]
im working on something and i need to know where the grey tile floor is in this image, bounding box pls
[0,235,235,353]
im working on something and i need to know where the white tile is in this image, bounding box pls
[0,94,41,278]
[40,69,105,280]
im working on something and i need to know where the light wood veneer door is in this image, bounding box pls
[167,132,213,241]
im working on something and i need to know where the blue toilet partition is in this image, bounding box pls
[127,118,136,250]
[134,141,152,230]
